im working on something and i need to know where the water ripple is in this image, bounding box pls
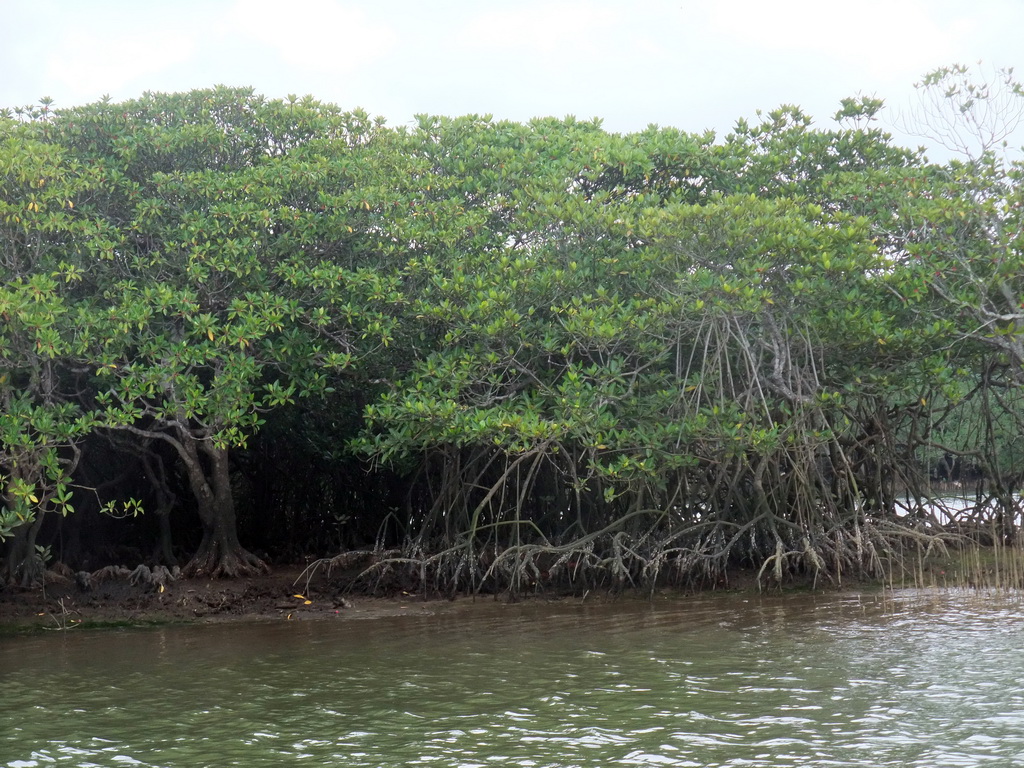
[5,591,1024,766]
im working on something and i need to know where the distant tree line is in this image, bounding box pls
[2,69,1023,590]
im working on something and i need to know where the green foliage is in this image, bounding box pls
[0,121,100,541]
[1,77,1022,588]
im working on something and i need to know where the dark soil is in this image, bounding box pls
[0,557,878,632]
[0,563,484,630]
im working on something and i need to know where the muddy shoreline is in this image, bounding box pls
[2,546,989,632]
[0,564,739,632]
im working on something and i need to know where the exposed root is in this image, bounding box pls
[91,565,132,583]
[12,553,46,587]
[128,564,180,590]
[299,513,978,598]
[41,568,72,586]
[49,561,75,579]
[184,547,269,579]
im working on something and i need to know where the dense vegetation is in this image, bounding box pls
[2,68,1023,592]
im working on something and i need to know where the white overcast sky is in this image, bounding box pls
[2,0,1023,158]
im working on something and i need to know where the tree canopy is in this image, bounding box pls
[2,76,1023,591]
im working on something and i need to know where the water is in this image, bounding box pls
[3,590,1024,767]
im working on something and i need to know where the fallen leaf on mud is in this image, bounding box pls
[292,594,306,600]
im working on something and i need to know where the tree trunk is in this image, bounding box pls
[178,439,267,578]
[141,447,178,566]
[152,505,178,567]
[1,506,46,586]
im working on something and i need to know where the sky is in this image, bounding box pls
[2,0,1023,158]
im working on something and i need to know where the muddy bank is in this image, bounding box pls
[4,544,1002,632]
[0,563,715,631]
[0,565,472,630]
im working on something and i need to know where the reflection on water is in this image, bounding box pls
[3,590,1024,767]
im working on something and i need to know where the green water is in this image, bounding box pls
[3,590,1024,767]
